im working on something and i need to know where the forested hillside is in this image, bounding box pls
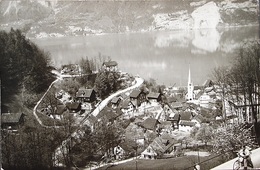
[0,28,55,111]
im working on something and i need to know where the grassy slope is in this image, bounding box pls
[96,155,225,170]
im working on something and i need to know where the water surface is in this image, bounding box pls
[32,26,259,86]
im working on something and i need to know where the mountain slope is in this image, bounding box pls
[0,0,258,38]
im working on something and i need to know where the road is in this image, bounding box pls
[91,77,144,117]
[211,147,260,169]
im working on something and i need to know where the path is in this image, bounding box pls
[211,147,260,169]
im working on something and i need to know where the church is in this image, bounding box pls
[185,66,195,101]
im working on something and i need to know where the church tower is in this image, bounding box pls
[186,66,194,101]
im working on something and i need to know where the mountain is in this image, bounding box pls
[0,0,258,38]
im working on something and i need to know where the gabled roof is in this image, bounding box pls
[147,92,161,99]
[167,96,177,103]
[179,111,192,121]
[141,118,160,131]
[66,102,81,110]
[55,104,67,115]
[172,113,181,121]
[193,114,205,124]
[2,113,24,124]
[149,136,175,155]
[121,99,135,109]
[130,89,142,98]
[103,61,118,67]
[97,106,122,121]
[203,79,214,87]
[119,139,137,153]
[111,97,121,104]
[76,88,95,98]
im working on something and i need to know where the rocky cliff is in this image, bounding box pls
[0,0,258,38]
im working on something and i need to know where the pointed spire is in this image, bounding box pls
[188,64,191,86]
[187,65,194,101]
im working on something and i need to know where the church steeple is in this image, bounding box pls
[186,65,194,101]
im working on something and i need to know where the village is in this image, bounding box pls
[1,60,249,167]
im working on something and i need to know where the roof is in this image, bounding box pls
[97,106,122,120]
[103,61,118,67]
[130,89,142,98]
[203,79,214,87]
[172,113,181,121]
[147,92,161,99]
[76,88,95,98]
[149,136,175,155]
[66,102,81,110]
[171,102,183,109]
[193,114,205,123]
[167,96,177,103]
[121,99,135,109]
[179,111,192,121]
[55,104,67,115]
[111,97,121,104]
[179,120,196,126]
[141,118,160,131]
[2,113,24,124]
[119,139,137,153]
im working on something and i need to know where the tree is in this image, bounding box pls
[0,28,54,111]
[94,71,121,99]
[2,127,56,170]
[211,123,257,160]
[212,41,260,145]
[195,124,214,146]
[58,78,81,97]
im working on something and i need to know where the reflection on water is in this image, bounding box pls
[32,26,259,86]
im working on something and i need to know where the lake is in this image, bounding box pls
[32,26,259,86]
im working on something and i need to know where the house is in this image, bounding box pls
[141,135,175,159]
[76,88,96,103]
[192,114,205,127]
[129,89,146,107]
[111,96,122,109]
[140,118,160,132]
[120,99,136,115]
[103,61,118,72]
[203,79,214,88]
[179,111,193,121]
[54,104,67,115]
[66,102,81,113]
[159,121,174,134]
[178,120,196,132]
[1,112,25,130]
[96,106,123,123]
[52,104,67,119]
[147,92,162,103]
[113,139,138,159]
